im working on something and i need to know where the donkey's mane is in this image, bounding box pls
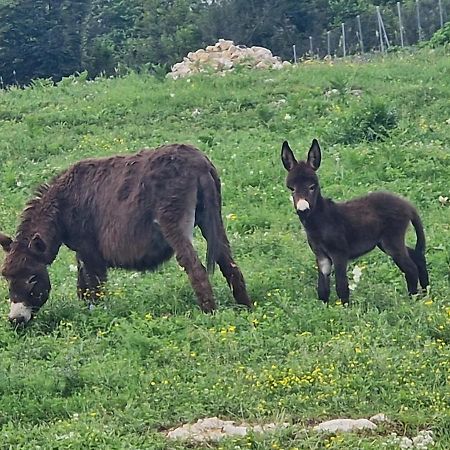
[17,180,60,239]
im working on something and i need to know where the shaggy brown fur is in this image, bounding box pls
[281,139,429,304]
[1,144,252,324]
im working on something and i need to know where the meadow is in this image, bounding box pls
[0,49,449,449]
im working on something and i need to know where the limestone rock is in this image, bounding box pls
[314,418,377,433]
[168,39,287,79]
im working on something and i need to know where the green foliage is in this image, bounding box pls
[0,51,449,448]
[330,98,398,144]
[427,21,450,48]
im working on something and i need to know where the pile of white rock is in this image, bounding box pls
[167,39,290,79]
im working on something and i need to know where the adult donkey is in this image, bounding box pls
[281,139,429,305]
[1,144,252,324]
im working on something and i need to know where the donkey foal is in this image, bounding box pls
[281,139,429,304]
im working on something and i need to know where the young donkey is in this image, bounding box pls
[281,139,429,304]
[0,144,252,324]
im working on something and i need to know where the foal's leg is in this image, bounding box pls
[158,215,216,313]
[330,254,350,304]
[380,238,419,295]
[316,255,332,303]
[76,253,107,303]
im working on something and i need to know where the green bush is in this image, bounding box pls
[427,21,450,48]
[330,99,398,144]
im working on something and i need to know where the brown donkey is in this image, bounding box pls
[281,139,429,304]
[0,144,252,324]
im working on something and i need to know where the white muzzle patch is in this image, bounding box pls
[296,199,310,211]
[8,302,33,323]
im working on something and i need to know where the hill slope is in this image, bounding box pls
[0,50,449,449]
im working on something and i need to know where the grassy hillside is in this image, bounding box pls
[0,50,449,449]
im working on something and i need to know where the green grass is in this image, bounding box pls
[0,49,449,449]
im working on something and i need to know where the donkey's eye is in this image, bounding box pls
[287,186,294,192]
[309,184,316,192]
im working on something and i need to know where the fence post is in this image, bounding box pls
[327,31,331,57]
[341,23,346,57]
[376,6,385,52]
[416,0,423,41]
[309,36,313,56]
[438,0,444,28]
[397,2,405,47]
[293,44,297,64]
[380,8,390,48]
[357,15,364,53]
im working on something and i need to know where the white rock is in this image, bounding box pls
[196,417,225,429]
[222,424,248,436]
[314,418,377,433]
[251,46,273,58]
[167,427,192,439]
[369,413,390,423]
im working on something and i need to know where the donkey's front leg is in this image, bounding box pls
[331,254,350,304]
[76,254,107,303]
[316,256,332,303]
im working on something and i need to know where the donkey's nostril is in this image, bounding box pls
[9,315,26,325]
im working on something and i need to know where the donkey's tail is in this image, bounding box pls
[411,210,426,255]
[197,169,226,273]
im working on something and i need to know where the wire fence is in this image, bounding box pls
[292,0,450,60]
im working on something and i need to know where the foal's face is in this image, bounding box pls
[281,139,322,217]
[0,233,51,324]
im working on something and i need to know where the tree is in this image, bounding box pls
[0,0,90,86]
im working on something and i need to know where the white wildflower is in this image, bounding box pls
[438,195,448,205]
[349,264,363,291]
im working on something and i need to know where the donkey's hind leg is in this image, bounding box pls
[379,238,419,295]
[195,208,252,308]
[407,247,429,289]
[216,241,252,308]
[159,215,216,313]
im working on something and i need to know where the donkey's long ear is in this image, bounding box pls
[0,233,13,252]
[28,233,46,254]
[281,141,297,171]
[307,139,321,171]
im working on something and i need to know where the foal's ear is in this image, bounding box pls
[0,233,13,252]
[307,139,321,171]
[28,233,47,254]
[281,141,297,171]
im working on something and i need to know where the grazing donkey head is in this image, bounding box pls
[1,232,51,323]
[281,139,429,305]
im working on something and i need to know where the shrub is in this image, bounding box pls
[427,21,450,48]
[330,99,398,144]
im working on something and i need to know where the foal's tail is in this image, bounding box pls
[411,210,426,255]
[197,169,226,273]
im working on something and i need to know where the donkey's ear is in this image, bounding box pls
[281,141,297,171]
[28,233,46,254]
[0,233,13,252]
[307,139,321,171]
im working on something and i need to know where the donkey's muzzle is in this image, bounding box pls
[8,302,33,325]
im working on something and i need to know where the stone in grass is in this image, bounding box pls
[314,418,377,433]
[166,417,289,442]
[369,413,391,423]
